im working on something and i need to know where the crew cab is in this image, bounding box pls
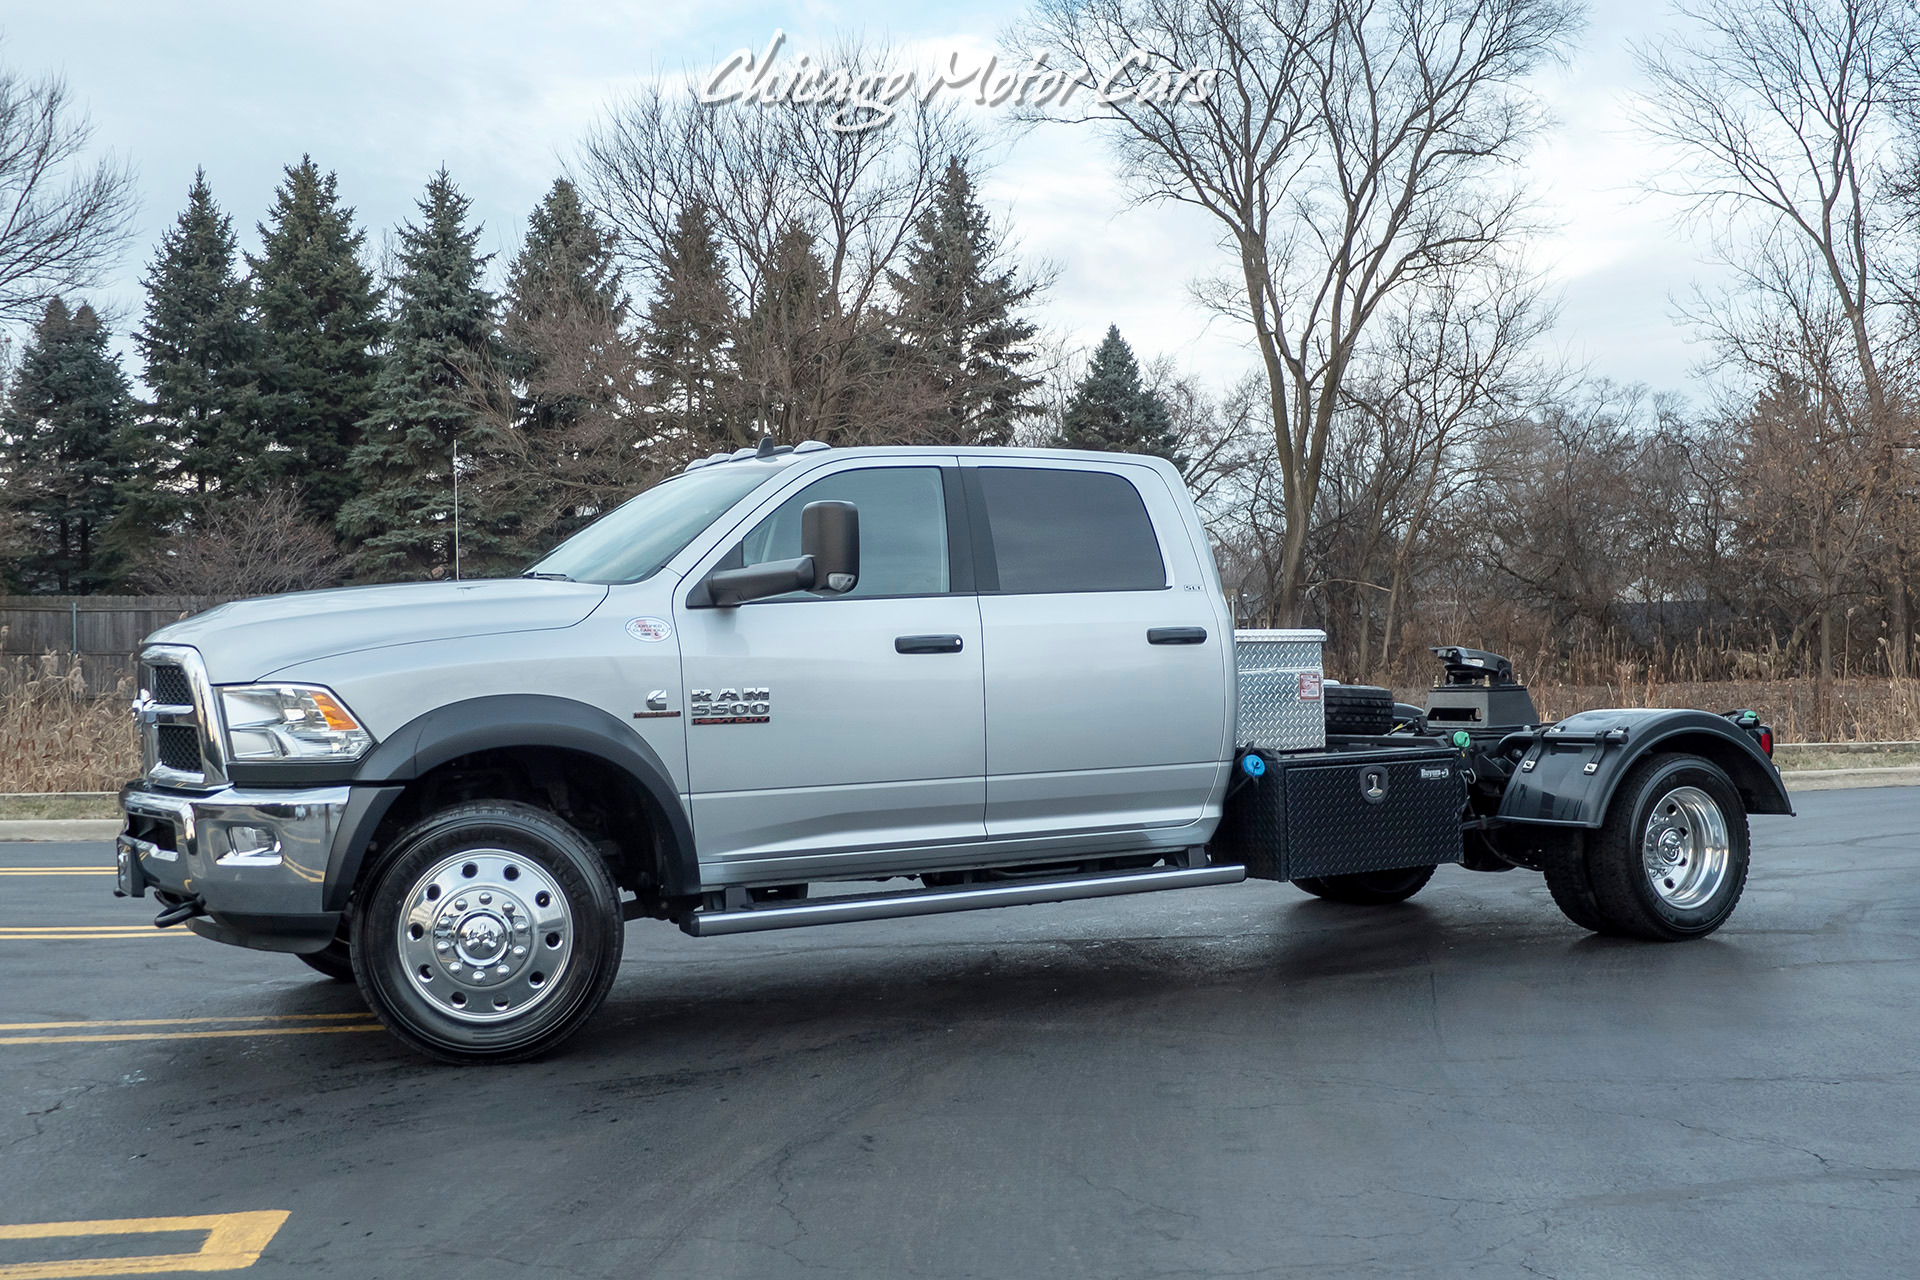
[114,443,1792,1062]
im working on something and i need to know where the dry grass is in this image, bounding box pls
[0,792,120,818]
[3,649,1916,796]
[1391,675,1920,744]
[0,654,140,793]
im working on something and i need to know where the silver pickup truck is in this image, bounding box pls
[114,443,1792,1062]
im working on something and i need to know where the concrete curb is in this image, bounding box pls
[1780,766,1920,792]
[0,819,124,841]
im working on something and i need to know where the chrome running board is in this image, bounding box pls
[681,863,1248,937]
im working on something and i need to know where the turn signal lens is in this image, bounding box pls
[309,690,360,732]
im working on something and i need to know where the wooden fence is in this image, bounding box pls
[0,596,229,685]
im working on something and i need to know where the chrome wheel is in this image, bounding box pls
[398,850,574,1023]
[1640,785,1730,910]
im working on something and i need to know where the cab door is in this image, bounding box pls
[965,459,1230,839]
[674,461,986,880]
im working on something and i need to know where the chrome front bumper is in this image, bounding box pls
[117,783,352,951]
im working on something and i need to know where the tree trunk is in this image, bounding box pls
[1889,543,1910,678]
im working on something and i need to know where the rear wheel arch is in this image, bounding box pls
[1636,729,1791,817]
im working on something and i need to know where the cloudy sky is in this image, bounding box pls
[9,1,1721,400]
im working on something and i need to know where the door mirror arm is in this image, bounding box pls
[705,555,816,607]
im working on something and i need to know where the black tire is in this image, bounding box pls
[1294,863,1438,904]
[298,920,355,982]
[1534,830,1620,935]
[351,801,624,1064]
[1325,683,1395,735]
[1584,753,1750,941]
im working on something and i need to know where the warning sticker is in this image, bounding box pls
[1297,672,1323,701]
[625,617,672,643]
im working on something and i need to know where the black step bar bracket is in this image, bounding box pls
[683,864,1247,937]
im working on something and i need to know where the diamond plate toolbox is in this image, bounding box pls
[1234,629,1327,752]
[1214,744,1465,882]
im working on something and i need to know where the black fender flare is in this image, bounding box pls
[1497,707,1793,829]
[323,694,698,909]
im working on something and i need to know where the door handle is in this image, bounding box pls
[896,634,964,654]
[1148,627,1208,645]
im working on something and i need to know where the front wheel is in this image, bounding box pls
[351,801,624,1064]
[1585,753,1750,941]
[1293,864,1437,905]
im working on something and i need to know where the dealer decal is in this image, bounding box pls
[626,616,672,642]
[691,687,771,725]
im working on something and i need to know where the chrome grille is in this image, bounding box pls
[137,645,226,789]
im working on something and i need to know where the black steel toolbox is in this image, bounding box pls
[1213,744,1466,882]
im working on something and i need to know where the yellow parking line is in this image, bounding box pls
[0,926,167,932]
[0,1025,383,1046]
[0,1209,289,1278]
[0,929,190,941]
[0,1013,371,1032]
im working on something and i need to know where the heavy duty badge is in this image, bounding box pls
[690,687,771,725]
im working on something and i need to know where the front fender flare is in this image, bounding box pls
[1498,707,1793,828]
[323,694,697,909]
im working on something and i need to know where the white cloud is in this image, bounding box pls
[9,0,1721,401]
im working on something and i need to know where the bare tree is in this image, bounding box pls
[1636,0,1920,672]
[1319,260,1556,674]
[1020,0,1577,623]
[578,38,982,442]
[0,60,138,327]
[132,488,343,597]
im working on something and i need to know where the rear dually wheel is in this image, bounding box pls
[1583,753,1750,941]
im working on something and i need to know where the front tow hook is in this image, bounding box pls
[153,896,207,929]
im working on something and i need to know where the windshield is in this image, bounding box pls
[525,464,783,584]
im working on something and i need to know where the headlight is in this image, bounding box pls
[220,684,373,762]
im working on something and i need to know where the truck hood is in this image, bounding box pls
[146,579,613,682]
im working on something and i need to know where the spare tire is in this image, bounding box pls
[1324,683,1394,735]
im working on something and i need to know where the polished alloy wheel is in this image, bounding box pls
[1640,785,1731,910]
[398,850,574,1022]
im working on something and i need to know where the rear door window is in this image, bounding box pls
[973,466,1166,593]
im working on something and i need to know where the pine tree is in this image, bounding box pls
[639,203,739,453]
[134,169,262,508]
[249,158,384,526]
[0,300,138,593]
[489,178,645,554]
[888,157,1042,446]
[1052,326,1183,465]
[739,222,837,443]
[338,168,500,580]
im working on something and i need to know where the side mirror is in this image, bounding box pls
[702,500,859,607]
[801,500,858,594]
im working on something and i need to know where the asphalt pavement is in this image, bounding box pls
[2,787,1917,1279]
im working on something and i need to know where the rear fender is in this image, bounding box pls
[1498,707,1792,828]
